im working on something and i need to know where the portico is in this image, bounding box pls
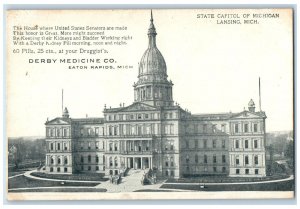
[125,156,152,170]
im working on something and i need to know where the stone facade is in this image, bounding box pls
[45,12,267,178]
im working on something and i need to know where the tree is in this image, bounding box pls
[285,140,294,159]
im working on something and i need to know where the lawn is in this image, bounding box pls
[31,172,108,181]
[160,179,295,191]
[8,175,100,189]
[166,174,290,184]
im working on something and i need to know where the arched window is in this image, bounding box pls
[50,157,54,164]
[186,155,189,163]
[170,157,174,167]
[64,157,68,165]
[109,157,113,167]
[114,157,118,167]
[195,154,199,163]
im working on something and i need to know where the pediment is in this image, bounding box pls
[119,102,158,112]
[46,117,71,125]
[230,111,264,119]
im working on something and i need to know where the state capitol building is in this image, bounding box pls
[45,12,267,179]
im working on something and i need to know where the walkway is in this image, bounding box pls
[23,169,103,183]
[8,173,25,179]
[95,169,171,192]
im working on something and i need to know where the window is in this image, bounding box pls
[203,124,207,133]
[165,161,169,167]
[222,167,226,173]
[169,113,173,119]
[57,143,61,150]
[64,167,68,172]
[222,155,226,163]
[57,167,60,172]
[245,140,249,149]
[88,166,91,171]
[114,143,118,151]
[96,166,99,171]
[170,157,174,167]
[64,157,68,165]
[51,158,54,164]
[255,169,259,174]
[50,129,53,137]
[80,156,84,163]
[213,155,217,163]
[96,155,99,163]
[96,142,99,150]
[236,158,240,165]
[113,115,117,120]
[88,142,91,150]
[213,167,217,172]
[80,128,84,136]
[109,143,113,151]
[50,143,53,150]
[171,170,175,176]
[80,142,84,150]
[109,170,113,175]
[88,155,91,163]
[165,144,168,151]
[109,126,112,136]
[195,140,198,149]
[235,124,239,133]
[95,127,99,136]
[63,129,67,137]
[213,140,217,148]
[245,156,249,165]
[195,154,199,163]
[245,169,249,174]
[114,157,118,167]
[186,141,189,149]
[170,142,174,151]
[109,157,113,167]
[244,124,249,133]
[165,170,169,176]
[212,125,216,133]
[64,143,67,150]
[254,140,258,148]
[255,156,258,165]
[186,155,190,163]
[204,155,207,164]
[235,140,239,148]
[221,124,225,133]
[254,124,258,132]
[222,140,226,149]
[114,126,117,135]
[145,114,149,119]
[58,158,61,164]
[57,128,60,137]
[50,167,53,172]
[203,140,207,148]
[236,169,240,174]
[81,165,84,171]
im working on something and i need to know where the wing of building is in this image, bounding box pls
[45,11,267,178]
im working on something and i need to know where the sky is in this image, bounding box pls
[6,9,293,137]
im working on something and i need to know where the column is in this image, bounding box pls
[141,157,143,169]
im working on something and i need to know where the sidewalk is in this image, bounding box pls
[95,169,168,193]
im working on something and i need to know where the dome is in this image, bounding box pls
[138,47,167,77]
[248,99,255,107]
